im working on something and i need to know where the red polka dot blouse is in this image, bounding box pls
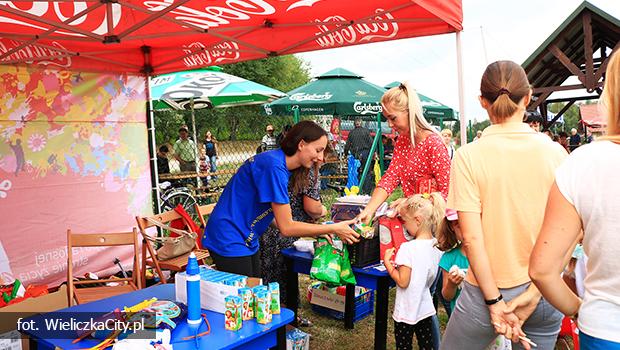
[378,132,451,200]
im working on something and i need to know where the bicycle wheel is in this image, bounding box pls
[161,191,198,217]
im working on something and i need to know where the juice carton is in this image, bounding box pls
[238,287,254,320]
[255,290,272,324]
[224,295,242,331]
[268,282,281,315]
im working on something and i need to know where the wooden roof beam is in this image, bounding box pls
[583,12,595,90]
[549,44,587,86]
[594,41,620,82]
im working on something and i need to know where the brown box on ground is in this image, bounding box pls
[309,288,345,312]
[0,284,68,350]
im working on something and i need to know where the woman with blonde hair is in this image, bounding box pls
[441,61,567,350]
[357,82,451,223]
[530,50,620,349]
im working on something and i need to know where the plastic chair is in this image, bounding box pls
[557,316,579,350]
[67,228,140,306]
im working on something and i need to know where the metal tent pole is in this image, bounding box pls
[456,31,467,146]
[145,76,161,214]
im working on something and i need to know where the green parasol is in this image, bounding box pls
[263,68,385,116]
[150,68,286,110]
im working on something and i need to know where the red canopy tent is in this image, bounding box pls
[579,103,606,132]
[0,1,462,76]
[0,0,465,300]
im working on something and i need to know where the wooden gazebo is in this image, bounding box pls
[522,1,620,130]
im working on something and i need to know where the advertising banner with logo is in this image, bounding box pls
[0,65,151,287]
[0,1,462,76]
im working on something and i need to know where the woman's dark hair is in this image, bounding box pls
[280,120,327,156]
[480,60,531,120]
[436,218,460,252]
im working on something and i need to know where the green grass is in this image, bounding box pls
[297,274,447,350]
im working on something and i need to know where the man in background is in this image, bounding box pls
[569,128,581,152]
[174,125,197,172]
[345,118,373,194]
[259,124,278,153]
[524,112,542,132]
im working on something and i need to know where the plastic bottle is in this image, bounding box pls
[186,252,201,325]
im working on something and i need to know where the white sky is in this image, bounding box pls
[297,0,620,123]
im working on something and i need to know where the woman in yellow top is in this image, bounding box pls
[440,61,567,350]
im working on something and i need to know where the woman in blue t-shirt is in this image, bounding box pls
[203,121,360,277]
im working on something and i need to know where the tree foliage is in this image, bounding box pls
[154,55,311,145]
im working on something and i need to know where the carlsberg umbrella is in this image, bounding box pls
[263,68,385,117]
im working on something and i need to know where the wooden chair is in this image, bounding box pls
[135,207,210,287]
[67,228,140,306]
[195,203,216,231]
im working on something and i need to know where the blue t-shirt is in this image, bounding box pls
[438,247,469,311]
[203,149,290,257]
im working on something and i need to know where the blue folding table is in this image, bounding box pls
[282,247,393,350]
[20,284,294,350]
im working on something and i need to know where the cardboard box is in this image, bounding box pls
[0,284,68,350]
[175,273,262,314]
[309,288,345,312]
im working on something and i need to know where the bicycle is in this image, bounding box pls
[158,181,198,217]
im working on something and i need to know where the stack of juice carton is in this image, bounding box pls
[224,281,281,331]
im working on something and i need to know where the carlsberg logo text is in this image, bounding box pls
[289,92,333,101]
[353,102,382,114]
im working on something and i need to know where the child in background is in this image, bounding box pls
[436,210,511,350]
[384,192,445,350]
[436,209,468,317]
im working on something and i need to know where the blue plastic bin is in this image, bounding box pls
[311,289,374,323]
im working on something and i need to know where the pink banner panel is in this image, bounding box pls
[0,65,152,287]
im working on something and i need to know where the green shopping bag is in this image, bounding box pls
[310,238,356,285]
[340,247,356,285]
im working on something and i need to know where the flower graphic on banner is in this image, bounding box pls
[0,65,149,203]
[28,133,46,152]
[0,179,11,199]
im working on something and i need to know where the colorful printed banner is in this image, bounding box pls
[0,65,151,287]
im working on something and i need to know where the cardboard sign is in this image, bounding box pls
[309,288,345,313]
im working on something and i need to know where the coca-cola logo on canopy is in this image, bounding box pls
[0,1,277,33]
[313,8,399,48]
[0,39,71,68]
[182,41,240,68]
[289,92,333,101]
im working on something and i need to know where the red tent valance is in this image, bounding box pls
[579,104,606,128]
[0,0,462,76]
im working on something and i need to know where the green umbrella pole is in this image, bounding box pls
[359,130,381,191]
[294,109,300,123]
[377,112,385,175]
